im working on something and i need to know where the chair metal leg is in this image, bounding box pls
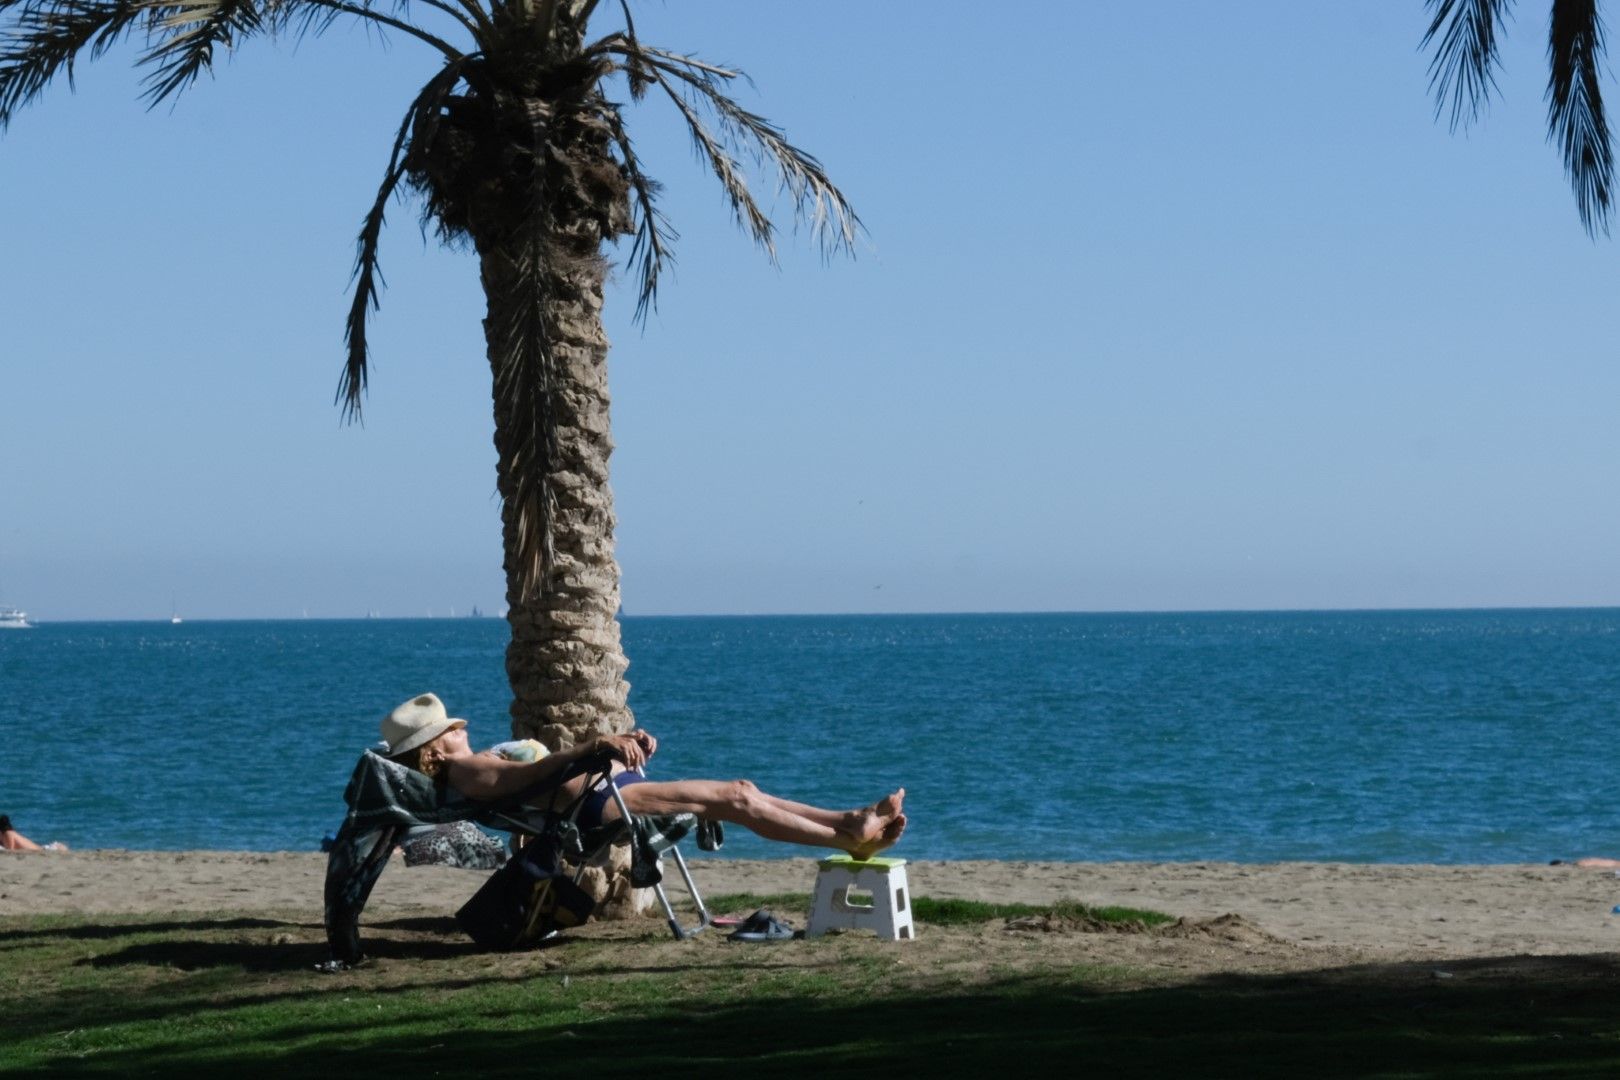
[606,779,712,940]
[655,843,712,940]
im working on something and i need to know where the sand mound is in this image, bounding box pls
[1155,912,1290,946]
[1000,911,1284,944]
[1004,912,1156,935]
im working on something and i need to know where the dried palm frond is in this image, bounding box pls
[603,104,675,321]
[613,0,647,100]
[586,35,860,319]
[632,45,859,254]
[490,91,561,599]
[140,0,263,102]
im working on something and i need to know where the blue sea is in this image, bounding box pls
[5,610,1620,862]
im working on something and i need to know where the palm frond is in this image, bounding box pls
[1547,0,1612,234]
[339,56,473,421]
[647,65,775,254]
[1422,0,1512,132]
[603,103,675,319]
[613,0,647,100]
[405,0,483,40]
[698,84,860,258]
[629,44,859,259]
[301,0,462,58]
[0,0,152,128]
[3,0,469,129]
[138,0,263,104]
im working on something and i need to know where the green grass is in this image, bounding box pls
[5,909,1620,1078]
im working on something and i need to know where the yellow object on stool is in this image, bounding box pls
[806,855,914,940]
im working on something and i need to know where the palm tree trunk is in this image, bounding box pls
[476,230,633,749]
[475,225,646,918]
[461,69,641,914]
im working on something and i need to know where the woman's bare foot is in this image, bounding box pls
[851,814,907,860]
[842,790,907,856]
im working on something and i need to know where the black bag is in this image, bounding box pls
[455,837,595,950]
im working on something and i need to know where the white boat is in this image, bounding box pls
[0,605,33,629]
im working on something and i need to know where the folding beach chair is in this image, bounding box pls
[321,747,714,969]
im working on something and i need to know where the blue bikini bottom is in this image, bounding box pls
[579,771,648,830]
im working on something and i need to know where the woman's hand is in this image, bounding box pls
[629,728,657,758]
[593,732,649,770]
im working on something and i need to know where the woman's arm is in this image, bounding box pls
[445,732,652,802]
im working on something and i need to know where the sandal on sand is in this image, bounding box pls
[727,909,797,942]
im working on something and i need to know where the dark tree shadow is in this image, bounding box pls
[20,952,1620,1079]
[0,917,304,944]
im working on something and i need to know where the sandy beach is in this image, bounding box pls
[5,851,1619,964]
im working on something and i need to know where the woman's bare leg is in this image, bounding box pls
[754,789,905,833]
[617,779,906,856]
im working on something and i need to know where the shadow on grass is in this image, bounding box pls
[0,918,304,944]
[13,952,1620,1078]
[363,915,463,935]
[74,915,502,973]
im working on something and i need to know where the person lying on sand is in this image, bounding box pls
[0,815,67,852]
[382,693,907,859]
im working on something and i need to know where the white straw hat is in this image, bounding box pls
[381,692,467,756]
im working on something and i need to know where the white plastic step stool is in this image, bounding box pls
[806,855,914,940]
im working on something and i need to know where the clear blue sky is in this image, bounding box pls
[3,2,1618,620]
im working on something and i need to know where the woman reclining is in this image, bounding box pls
[382,693,907,859]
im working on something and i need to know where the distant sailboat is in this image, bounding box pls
[170,602,183,626]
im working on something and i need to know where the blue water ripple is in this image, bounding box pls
[5,609,1620,861]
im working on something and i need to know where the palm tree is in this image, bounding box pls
[1423,0,1612,234]
[0,1,857,747]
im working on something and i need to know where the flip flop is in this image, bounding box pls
[697,819,724,851]
[727,909,796,942]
